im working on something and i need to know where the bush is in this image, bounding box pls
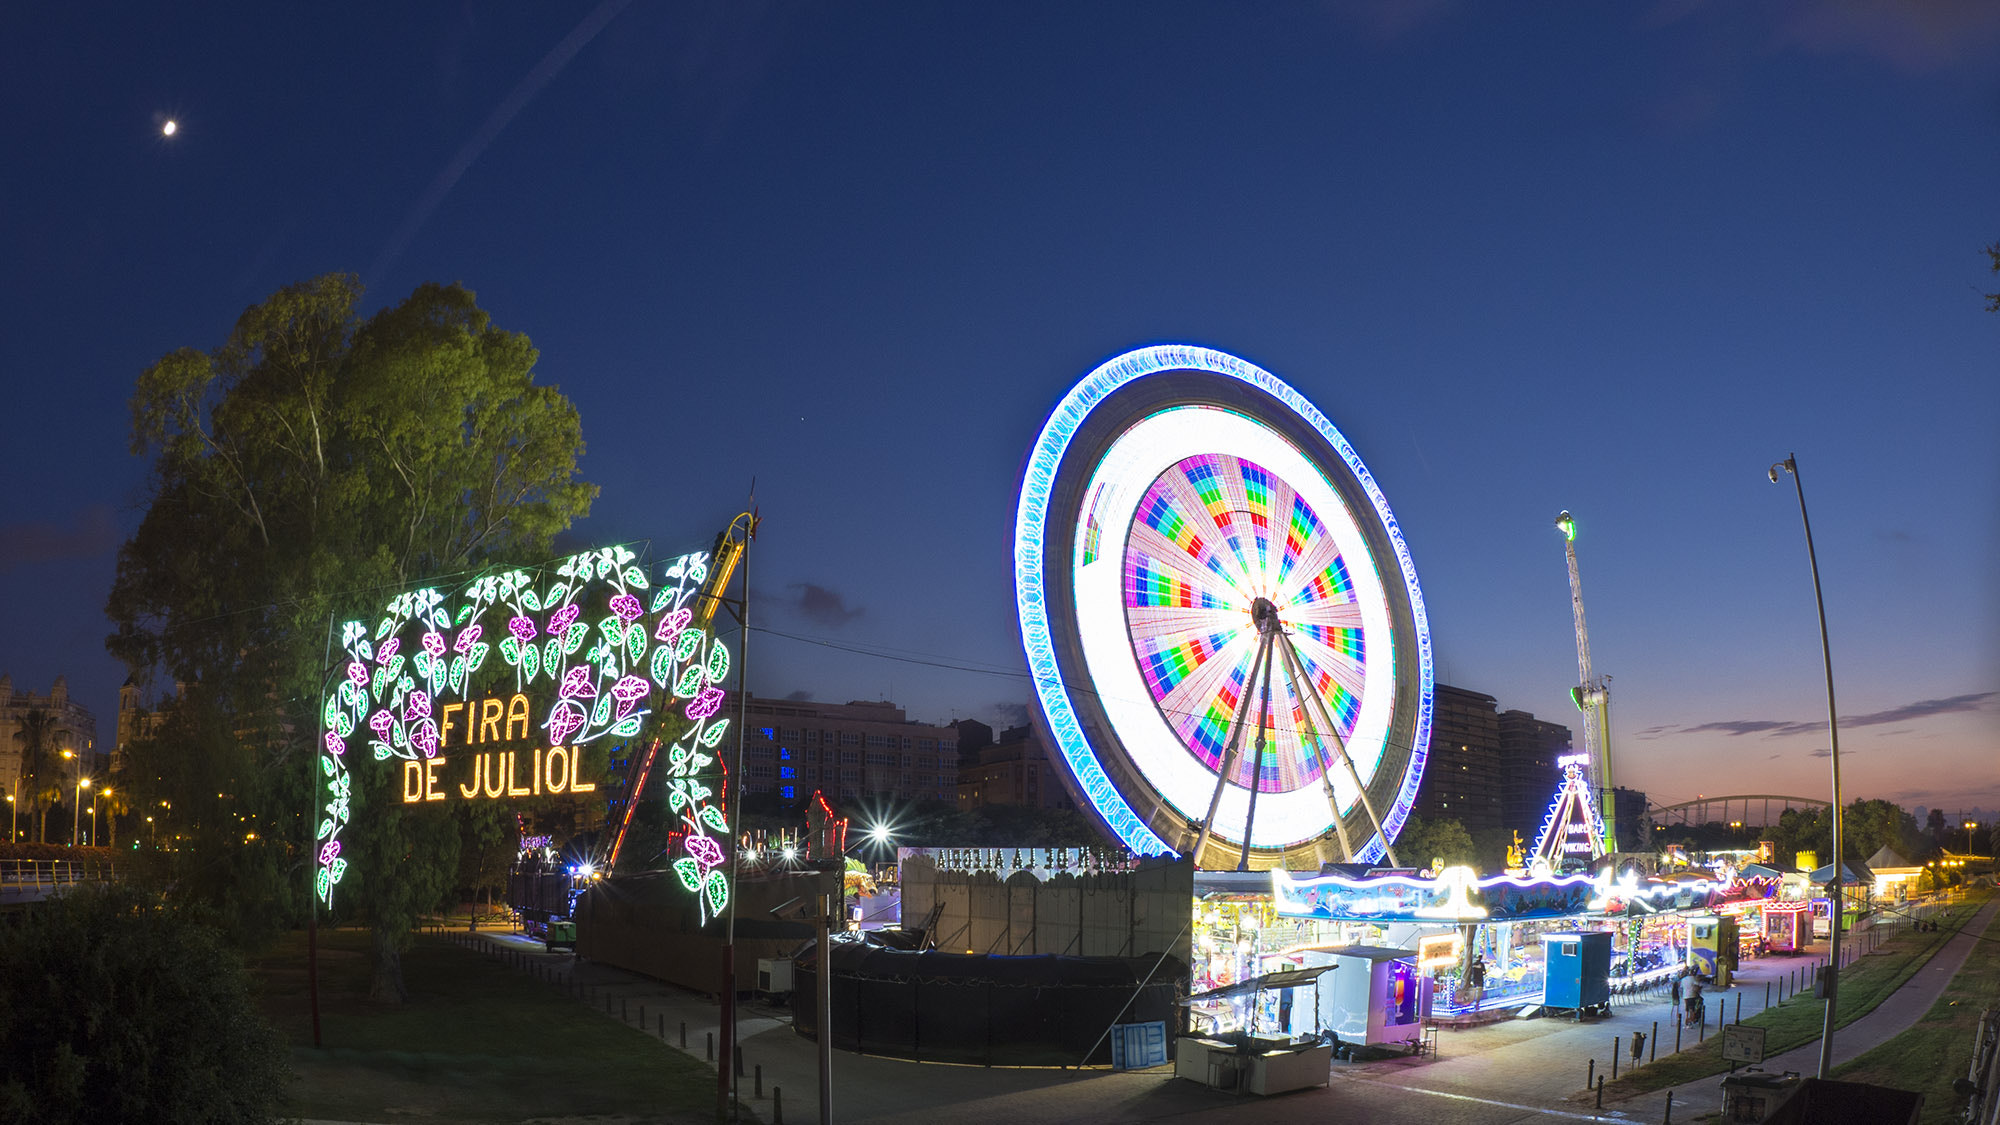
[0,884,291,1123]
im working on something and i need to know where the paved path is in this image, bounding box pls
[1614,892,1998,1123]
[424,895,1983,1124]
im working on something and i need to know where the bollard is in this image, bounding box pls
[1664,1089,1674,1123]
[1766,981,1771,1009]
[735,1045,744,1077]
[1650,1019,1658,1063]
[1674,1017,1681,1054]
[1735,994,1742,1024]
[1587,1058,1595,1088]
[1699,1012,1706,1042]
[1596,1075,1604,1109]
[773,1086,783,1125]
[1612,1037,1620,1080]
[755,1063,763,1099]
[707,1031,714,1062]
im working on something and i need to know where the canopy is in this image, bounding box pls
[1182,964,1335,1005]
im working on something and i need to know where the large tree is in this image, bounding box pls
[12,708,63,844]
[108,274,595,997]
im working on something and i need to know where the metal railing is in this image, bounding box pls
[0,859,119,902]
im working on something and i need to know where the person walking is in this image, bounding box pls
[1671,970,1684,1010]
[1467,954,1487,1014]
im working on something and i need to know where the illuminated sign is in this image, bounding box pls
[316,544,727,910]
[1418,932,1464,972]
[1271,866,1598,923]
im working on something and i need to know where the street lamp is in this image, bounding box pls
[72,777,91,848]
[92,787,110,847]
[1770,453,1845,1080]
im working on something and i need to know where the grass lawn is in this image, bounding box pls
[1603,891,1991,1098]
[249,928,724,1124]
[1830,896,2000,1123]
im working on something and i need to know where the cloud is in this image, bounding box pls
[1777,0,2000,73]
[1676,693,1993,741]
[0,504,120,572]
[1681,719,1816,737]
[1808,748,1832,758]
[1842,692,1994,728]
[1633,724,1678,740]
[781,582,864,628]
[783,690,812,702]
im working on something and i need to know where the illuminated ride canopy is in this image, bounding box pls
[317,543,738,923]
[1014,346,1434,870]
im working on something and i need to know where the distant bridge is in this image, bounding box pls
[1647,794,1831,830]
[0,859,120,907]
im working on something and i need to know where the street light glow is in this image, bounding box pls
[869,824,891,845]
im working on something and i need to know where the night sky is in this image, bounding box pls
[4,3,1996,818]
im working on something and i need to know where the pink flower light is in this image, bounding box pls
[454,624,483,654]
[686,834,726,868]
[559,665,597,699]
[609,675,649,703]
[346,661,369,686]
[656,608,692,642]
[319,840,342,864]
[509,615,537,643]
[609,593,643,622]
[377,637,401,663]
[324,731,346,756]
[548,604,582,635]
[405,690,432,719]
[686,686,726,721]
[422,631,446,657]
[411,720,440,758]
[545,700,587,745]
[369,710,395,738]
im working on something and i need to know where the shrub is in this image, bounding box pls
[0,884,290,1123]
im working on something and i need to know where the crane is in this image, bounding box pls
[1555,511,1615,857]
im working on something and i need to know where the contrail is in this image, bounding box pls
[368,0,632,285]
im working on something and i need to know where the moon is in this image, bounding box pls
[161,119,178,137]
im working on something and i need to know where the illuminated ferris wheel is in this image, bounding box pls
[1014,346,1435,870]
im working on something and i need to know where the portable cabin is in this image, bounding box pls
[1288,945,1424,1049]
[1540,931,1611,1014]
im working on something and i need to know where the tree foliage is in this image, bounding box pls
[1394,814,1481,870]
[12,707,64,843]
[1763,798,1925,870]
[107,274,595,995]
[0,884,291,1124]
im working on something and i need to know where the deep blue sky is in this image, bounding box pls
[4,2,1996,816]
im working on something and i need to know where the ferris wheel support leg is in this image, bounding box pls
[1278,635,1399,868]
[1237,641,1277,872]
[1191,631,1272,869]
[1276,643,1354,863]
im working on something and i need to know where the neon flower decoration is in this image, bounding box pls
[316,542,725,911]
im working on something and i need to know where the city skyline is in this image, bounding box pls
[2,4,1995,817]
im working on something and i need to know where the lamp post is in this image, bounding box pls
[92,787,109,847]
[72,777,91,848]
[1769,453,1844,1079]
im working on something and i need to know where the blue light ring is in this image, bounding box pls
[1015,345,1433,858]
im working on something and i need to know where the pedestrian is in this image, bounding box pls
[1630,1031,1646,1067]
[1670,971,1683,1008]
[1467,955,1487,1014]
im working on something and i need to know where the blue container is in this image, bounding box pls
[1541,931,1611,1011]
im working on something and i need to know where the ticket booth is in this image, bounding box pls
[1763,903,1810,953]
[1688,915,1739,981]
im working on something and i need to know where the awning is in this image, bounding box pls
[1181,964,1335,1005]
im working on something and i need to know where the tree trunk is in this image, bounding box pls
[368,925,408,1004]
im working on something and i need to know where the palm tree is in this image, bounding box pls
[13,709,60,844]
[98,787,132,848]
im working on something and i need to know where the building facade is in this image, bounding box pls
[730,695,957,804]
[1,674,100,811]
[1410,684,1505,833]
[1498,708,1573,839]
[956,724,1077,812]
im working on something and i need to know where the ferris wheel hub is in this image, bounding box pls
[1250,596,1282,637]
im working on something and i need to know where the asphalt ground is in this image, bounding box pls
[357,897,1980,1125]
